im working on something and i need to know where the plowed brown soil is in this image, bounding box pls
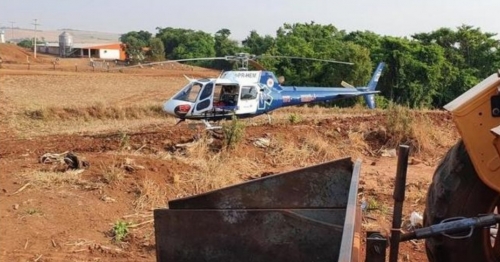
[0,47,459,261]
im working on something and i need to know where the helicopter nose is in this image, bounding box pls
[163,100,192,117]
[162,100,177,116]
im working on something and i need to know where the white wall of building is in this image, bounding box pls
[37,46,59,55]
[99,49,120,60]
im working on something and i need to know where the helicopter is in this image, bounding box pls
[114,53,385,129]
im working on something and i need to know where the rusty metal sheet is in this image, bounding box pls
[169,157,353,209]
[155,209,346,262]
[154,157,362,262]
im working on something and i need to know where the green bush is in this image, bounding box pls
[112,220,130,242]
[288,113,302,124]
[222,114,245,149]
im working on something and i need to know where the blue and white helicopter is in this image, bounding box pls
[115,53,385,129]
[160,54,385,128]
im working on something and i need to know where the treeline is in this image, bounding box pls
[120,22,500,108]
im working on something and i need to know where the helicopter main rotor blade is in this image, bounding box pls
[258,55,354,65]
[110,57,229,71]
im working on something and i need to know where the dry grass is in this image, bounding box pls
[11,117,177,137]
[165,135,259,198]
[133,178,166,210]
[99,161,126,185]
[256,105,376,126]
[266,134,314,167]
[347,130,371,157]
[383,104,454,157]
[23,104,166,121]
[2,74,185,109]
[16,169,103,191]
[18,170,84,187]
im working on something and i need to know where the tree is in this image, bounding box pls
[17,39,33,48]
[156,27,216,66]
[213,28,241,70]
[17,38,46,49]
[241,30,275,55]
[268,22,372,89]
[120,30,152,62]
[148,37,165,61]
[412,25,500,107]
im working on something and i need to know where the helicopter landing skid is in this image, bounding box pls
[202,120,222,130]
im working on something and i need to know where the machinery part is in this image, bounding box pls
[402,214,500,241]
[444,72,500,192]
[366,231,388,262]
[389,145,410,262]
[424,140,500,262]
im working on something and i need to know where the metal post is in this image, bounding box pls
[32,19,40,59]
[365,231,387,262]
[389,145,410,262]
[9,21,15,41]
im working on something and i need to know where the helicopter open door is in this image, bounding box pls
[192,82,215,115]
[237,85,259,114]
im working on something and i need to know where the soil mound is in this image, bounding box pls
[0,43,55,64]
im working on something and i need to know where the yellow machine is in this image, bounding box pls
[424,71,500,261]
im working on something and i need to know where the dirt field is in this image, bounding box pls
[0,45,459,261]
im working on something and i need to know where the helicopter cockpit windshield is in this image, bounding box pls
[173,81,205,102]
[169,79,216,115]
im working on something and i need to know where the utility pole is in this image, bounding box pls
[9,21,15,41]
[32,19,40,58]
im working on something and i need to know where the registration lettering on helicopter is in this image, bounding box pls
[222,71,261,82]
[283,95,292,103]
[300,94,316,102]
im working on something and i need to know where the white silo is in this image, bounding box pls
[58,31,73,57]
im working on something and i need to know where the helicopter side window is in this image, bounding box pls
[199,83,213,100]
[173,82,203,102]
[240,86,257,100]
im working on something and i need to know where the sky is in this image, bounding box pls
[1,0,500,41]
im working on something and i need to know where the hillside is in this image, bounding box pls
[1,27,121,43]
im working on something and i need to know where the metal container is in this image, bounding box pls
[58,31,73,57]
[154,157,362,262]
